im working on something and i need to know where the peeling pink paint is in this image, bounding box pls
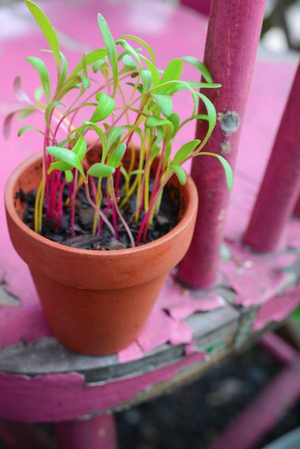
[0,352,205,422]
[253,286,300,331]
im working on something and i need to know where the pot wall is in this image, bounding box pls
[5,153,198,355]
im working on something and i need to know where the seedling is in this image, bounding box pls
[5,1,233,248]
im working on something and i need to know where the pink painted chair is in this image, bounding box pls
[1,0,300,448]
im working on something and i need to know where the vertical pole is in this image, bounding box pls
[55,414,117,449]
[177,0,267,289]
[243,62,300,252]
[294,195,300,218]
[0,420,55,449]
[181,0,211,16]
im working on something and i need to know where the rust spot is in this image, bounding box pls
[218,111,240,135]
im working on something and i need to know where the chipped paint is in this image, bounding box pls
[0,284,21,307]
[220,141,232,154]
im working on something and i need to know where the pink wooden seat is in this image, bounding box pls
[1,0,300,448]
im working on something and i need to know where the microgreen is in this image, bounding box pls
[5,1,233,247]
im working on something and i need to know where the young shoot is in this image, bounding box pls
[5,1,233,249]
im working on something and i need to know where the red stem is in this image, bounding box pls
[57,179,66,230]
[135,172,172,245]
[70,171,78,237]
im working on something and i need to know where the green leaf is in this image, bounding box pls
[26,56,51,102]
[72,135,87,161]
[78,75,91,90]
[170,165,187,185]
[107,126,127,151]
[90,92,115,123]
[87,163,115,178]
[156,126,164,144]
[70,48,107,76]
[45,101,65,128]
[34,86,44,105]
[199,153,233,190]
[18,107,37,120]
[98,13,118,96]
[46,146,83,174]
[92,58,106,73]
[117,39,141,68]
[51,160,72,171]
[161,59,183,84]
[168,113,180,137]
[83,121,107,159]
[145,116,173,133]
[26,1,60,69]
[152,94,173,117]
[188,82,221,89]
[65,170,73,183]
[17,125,46,138]
[173,139,201,165]
[122,54,136,69]
[108,143,126,168]
[120,34,156,64]
[139,55,160,87]
[151,81,198,115]
[56,51,68,93]
[57,138,72,148]
[150,143,161,159]
[196,92,217,145]
[141,69,152,93]
[181,56,212,83]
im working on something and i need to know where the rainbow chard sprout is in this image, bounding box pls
[5,1,233,249]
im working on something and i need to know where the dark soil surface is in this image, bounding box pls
[19,181,180,250]
[1,344,300,448]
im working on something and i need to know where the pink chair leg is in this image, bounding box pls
[55,414,117,449]
[0,420,55,449]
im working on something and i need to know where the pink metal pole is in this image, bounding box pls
[181,0,211,16]
[294,196,300,217]
[243,62,300,252]
[206,357,300,449]
[55,414,117,449]
[0,420,55,449]
[177,0,267,289]
[260,332,297,365]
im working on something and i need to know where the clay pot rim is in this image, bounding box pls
[5,152,198,258]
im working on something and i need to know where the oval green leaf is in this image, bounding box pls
[173,139,201,165]
[26,1,60,69]
[170,164,187,185]
[108,143,126,168]
[26,56,51,102]
[87,163,115,178]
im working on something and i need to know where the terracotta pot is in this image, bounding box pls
[5,152,198,356]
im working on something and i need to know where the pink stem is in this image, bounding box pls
[70,171,78,237]
[57,179,66,230]
[136,172,173,245]
[84,180,116,237]
[109,178,135,247]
